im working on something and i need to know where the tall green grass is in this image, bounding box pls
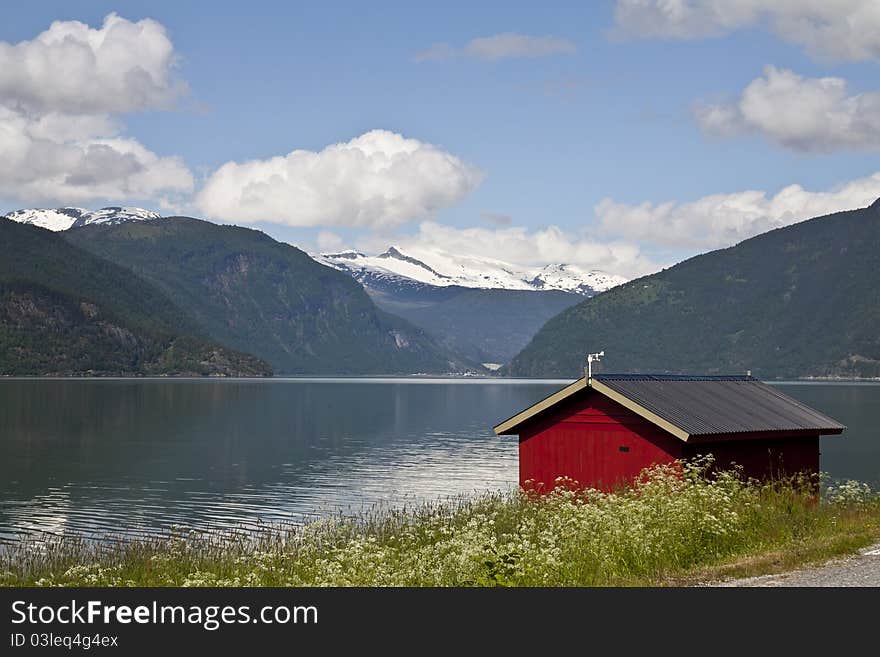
[2,459,879,587]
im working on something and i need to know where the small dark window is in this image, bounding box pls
[619,446,630,453]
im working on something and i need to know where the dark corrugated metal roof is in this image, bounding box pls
[593,374,845,437]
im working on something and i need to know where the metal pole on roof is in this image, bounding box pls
[587,351,604,382]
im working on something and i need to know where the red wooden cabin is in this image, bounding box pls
[494,374,845,491]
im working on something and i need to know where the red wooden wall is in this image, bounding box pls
[684,435,819,482]
[517,391,821,492]
[518,393,682,491]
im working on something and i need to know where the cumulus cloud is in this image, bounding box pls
[415,33,576,62]
[0,13,185,114]
[0,105,193,205]
[357,221,660,279]
[0,14,193,206]
[696,66,880,152]
[195,130,483,228]
[596,171,880,249]
[613,1,880,61]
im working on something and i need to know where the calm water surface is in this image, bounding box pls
[0,378,877,541]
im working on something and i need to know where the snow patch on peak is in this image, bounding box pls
[529,263,627,295]
[78,207,161,226]
[3,206,161,231]
[2,207,88,231]
[378,246,451,280]
[323,250,366,260]
[314,245,628,296]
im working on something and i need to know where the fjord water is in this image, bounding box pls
[0,379,877,541]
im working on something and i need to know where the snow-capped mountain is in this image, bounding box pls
[3,207,161,231]
[314,246,627,296]
[527,263,627,297]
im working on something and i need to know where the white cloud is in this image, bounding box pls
[0,14,193,206]
[614,0,758,39]
[356,221,661,279]
[196,130,483,229]
[415,33,576,62]
[25,112,120,143]
[0,13,185,113]
[0,106,193,205]
[696,66,880,152]
[596,171,880,249]
[316,230,345,252]
[613,1,880,61]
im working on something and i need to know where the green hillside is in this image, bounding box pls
[0,219,271,376]
[64,217,472,375]
[508,200,880,379]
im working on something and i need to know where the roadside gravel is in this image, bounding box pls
[715,542,880,587]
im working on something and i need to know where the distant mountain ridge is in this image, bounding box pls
[508,200,880,380]
[315,246,627,296]
[63,217,475,375]
[3,206,630,372]
[3,208,628,296]
[3,207,160,231]
[312,246,626,365]
[0,218,271,377]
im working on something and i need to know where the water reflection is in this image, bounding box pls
[0,379,557,540]
[0,378,876,541]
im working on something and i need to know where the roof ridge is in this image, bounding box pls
[593,373,755,382]
[495,374,845,438]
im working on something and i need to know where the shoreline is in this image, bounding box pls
[2,374,880,384]
[2,471,878,587]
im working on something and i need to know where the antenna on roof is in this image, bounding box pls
[586,351,604,382]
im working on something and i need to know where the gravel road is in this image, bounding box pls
[716,542,880,587]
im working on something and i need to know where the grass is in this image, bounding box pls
[2,459,879,587]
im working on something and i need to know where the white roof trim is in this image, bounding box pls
[493,377,587,435]
[493,377,692,442]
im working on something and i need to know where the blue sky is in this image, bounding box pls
[2,2,879,276]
